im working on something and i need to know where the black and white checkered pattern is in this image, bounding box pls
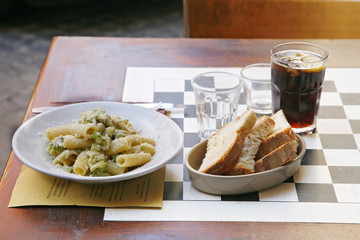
[153,77,360,204]
[110,67,360,222]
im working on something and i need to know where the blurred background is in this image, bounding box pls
[0,0,184,176]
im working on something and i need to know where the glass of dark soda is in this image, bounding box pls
[270,42,328,134]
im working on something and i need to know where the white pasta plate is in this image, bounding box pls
[12,101,183,183]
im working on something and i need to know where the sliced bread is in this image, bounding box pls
[198,110,257,175]
[256,110,298,160]
[254,140,298,172]
[224,115,275,175]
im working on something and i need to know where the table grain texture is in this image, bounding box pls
[1,37,360,240]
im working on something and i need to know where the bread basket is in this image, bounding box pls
[185,134,305,195]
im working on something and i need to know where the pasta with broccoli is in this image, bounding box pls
[46,107,156,176]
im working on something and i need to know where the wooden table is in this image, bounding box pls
[1,37,360,239]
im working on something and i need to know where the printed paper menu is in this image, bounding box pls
[9,165,165,208]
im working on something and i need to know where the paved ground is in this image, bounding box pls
[0,0,184,177]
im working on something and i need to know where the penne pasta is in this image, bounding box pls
[46,123,97,141]
[105,137,131,155]
[47,107,156,176]
[73,151,90,176]
[116,152,152,168]
[62,135,94,149]
[53,150,79,166]
[123,143,156,155]
[128,135,156,146]
[74,151,107,176]
[139,143,156,155]
[106,161,127,175]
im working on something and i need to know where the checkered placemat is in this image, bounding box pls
[105,67,360,223]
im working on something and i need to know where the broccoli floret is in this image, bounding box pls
[114,129,127,139]
[91,143,102,152]
[48,136,66,158]
[104,127,115,138]
[93,131,102,144]
[79,107,111,125]
[88,161,108,176]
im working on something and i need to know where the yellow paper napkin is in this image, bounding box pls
[8,165,165,208]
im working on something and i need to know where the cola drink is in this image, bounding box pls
[271,43,328,134]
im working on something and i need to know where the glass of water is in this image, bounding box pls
[240,63,272,115]
[191,72,242,141]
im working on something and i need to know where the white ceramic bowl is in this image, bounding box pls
[12,101,183,183]
[185,134,305,195]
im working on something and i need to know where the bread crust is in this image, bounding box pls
[256,110,297,160]
[255,131,291,160]
[202,135,243,175]
[225,115,275,175]
[199,110,257,175]
[254,141,298,172]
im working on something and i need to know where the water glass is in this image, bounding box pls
[240,63,272,115]
[191,72,242,141]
